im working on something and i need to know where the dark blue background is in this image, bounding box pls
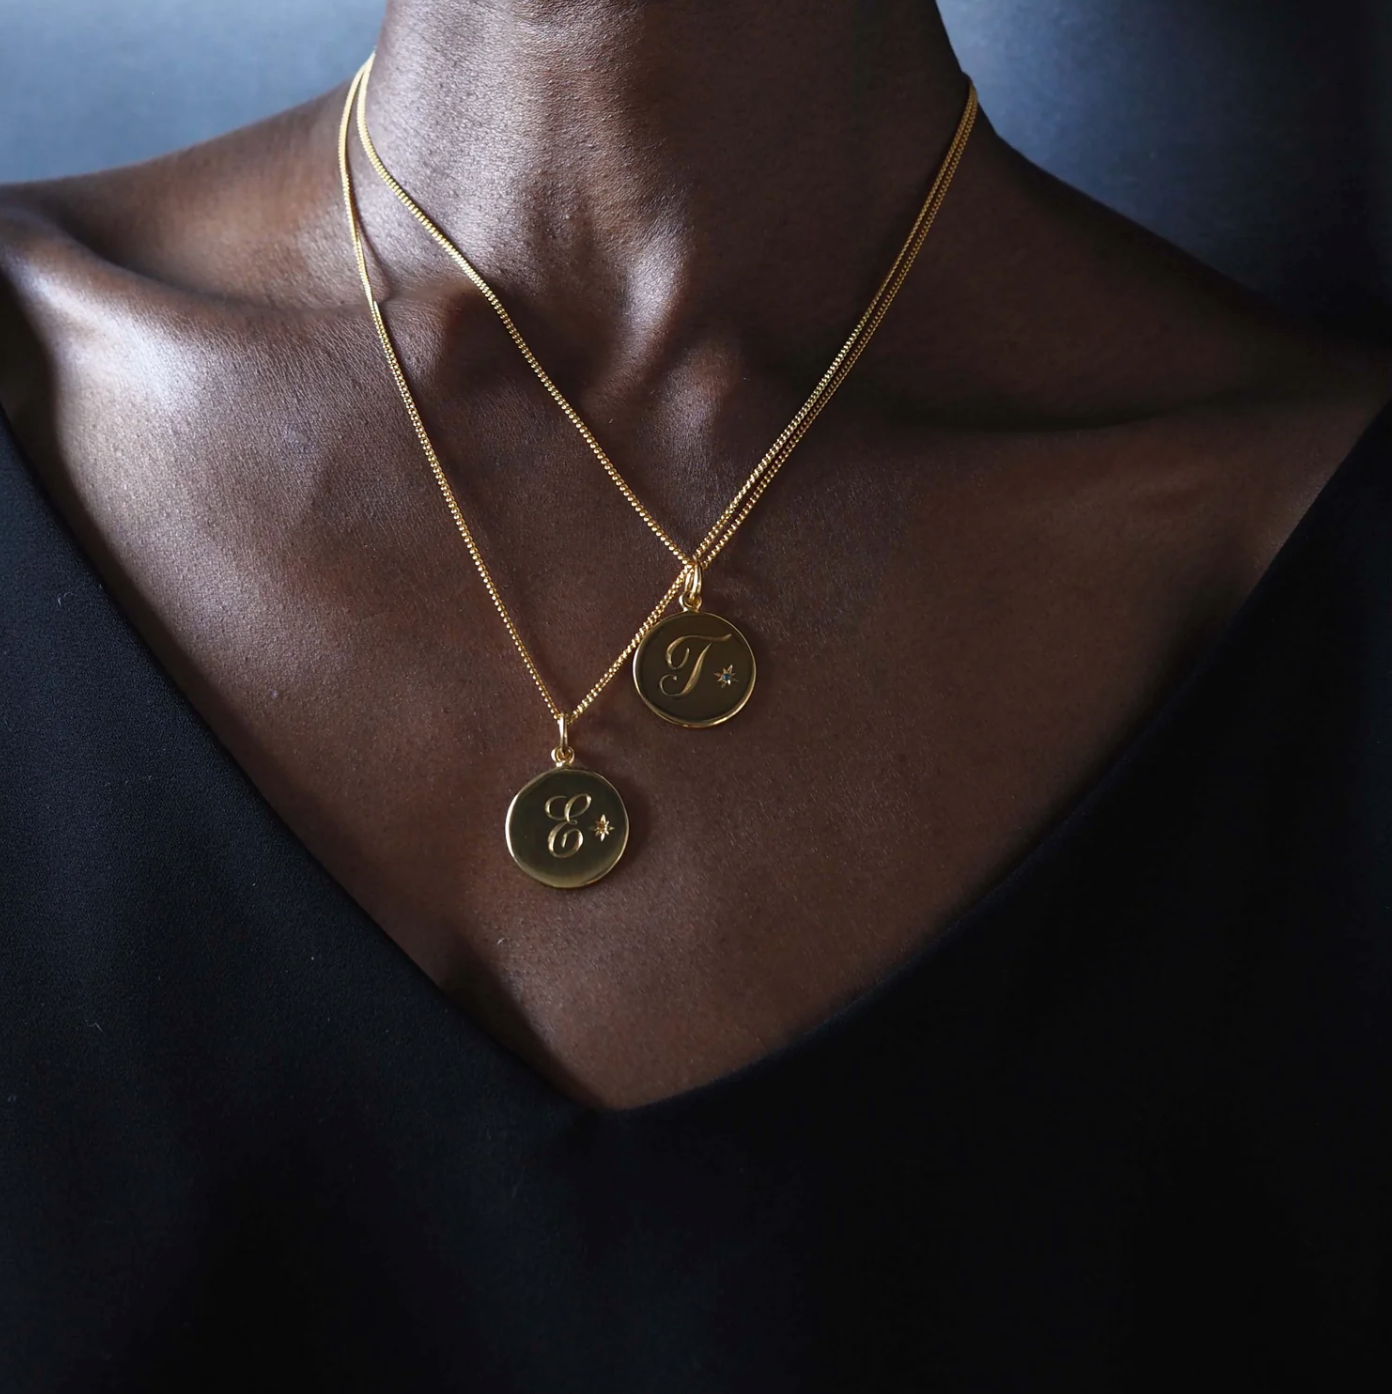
[0,1,1388,329]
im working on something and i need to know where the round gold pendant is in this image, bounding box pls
[632,611,757,728]
[505,764,629,888]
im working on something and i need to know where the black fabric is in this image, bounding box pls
[3,402,1392,1394]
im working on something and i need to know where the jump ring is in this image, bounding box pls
[679,563,704,612]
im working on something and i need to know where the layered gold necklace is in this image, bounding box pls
[336,55,977,888]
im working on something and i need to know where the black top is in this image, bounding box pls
[3,401,1392,1394]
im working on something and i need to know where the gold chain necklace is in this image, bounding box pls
[337,59,977,887]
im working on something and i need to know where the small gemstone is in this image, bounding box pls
[716,665,738,688]
[592,815,614,841]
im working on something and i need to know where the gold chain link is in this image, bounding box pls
[338,59,977,732]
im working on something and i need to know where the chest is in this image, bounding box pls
[23,319,1303,1106]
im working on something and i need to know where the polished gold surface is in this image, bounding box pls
[506,765,630,888]
[633,611,757,728]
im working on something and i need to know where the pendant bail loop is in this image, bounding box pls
[679,562,704,613]
[551,713,575,767]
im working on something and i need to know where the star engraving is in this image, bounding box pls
[716,664,738,688]
[592,814,615,842]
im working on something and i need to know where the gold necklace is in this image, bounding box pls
[337,59,977,887]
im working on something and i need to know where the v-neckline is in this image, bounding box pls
[4,398,1391,1123]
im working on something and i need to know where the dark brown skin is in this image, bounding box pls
[2,0,1390,1109]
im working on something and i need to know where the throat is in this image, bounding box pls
[360,0,968,354]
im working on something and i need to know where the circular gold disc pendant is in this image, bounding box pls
[505,765,629,888]
[633,611,757,728]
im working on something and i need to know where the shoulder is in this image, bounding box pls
[0,91,353,450]
[0,186,69,429]
[1239,343,1392,536]
[0,89,347,327]
[1140,348,1392,609]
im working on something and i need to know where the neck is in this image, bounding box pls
[361,0,968,359]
